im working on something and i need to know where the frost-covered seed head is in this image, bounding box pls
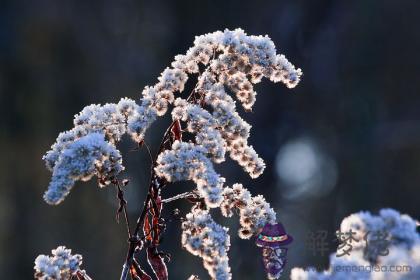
[34,246,83,280]
[43,132,123,205]
[155,141,224,207]
[182,208,232,280]
[220,183,276,239]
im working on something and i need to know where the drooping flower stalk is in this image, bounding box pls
[220,183,277,239]
[181,208,232,279]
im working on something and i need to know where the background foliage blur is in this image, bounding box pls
[1,0,419,279]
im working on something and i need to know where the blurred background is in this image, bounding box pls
[1,0,419,279]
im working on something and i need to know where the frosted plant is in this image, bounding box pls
[182,208,231,279]
[171,99,226,163]
[44,132,124,204]
[39,28,302,280]
[34,246,91,280]
[220,183,277,239]
[155,141,225,207]
[339,208,419,262]
[290,209,420,280]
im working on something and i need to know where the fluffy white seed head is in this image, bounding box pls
[182,208,232,280]
[197,72,266,178]
[220,184,276,239]
[172,99,226,163]
[155,141,225,207]
[43,132,123,205]
[34,246,83,280]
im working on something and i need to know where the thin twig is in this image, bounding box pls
[115,182,132,238]
[143,141,154,165]
[161,192,195,203]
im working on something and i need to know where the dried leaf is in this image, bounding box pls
[147,246,168,280]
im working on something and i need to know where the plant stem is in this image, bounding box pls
[161,192,193,203]
[119,72,205,280]
[116,183,132,238]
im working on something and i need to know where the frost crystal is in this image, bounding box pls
[34,246,84,280]
[290,209,420,280]
[182,208,232,280]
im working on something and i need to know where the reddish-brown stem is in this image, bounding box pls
[120,73,206,280]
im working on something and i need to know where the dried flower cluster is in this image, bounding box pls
[39,28,302,280]
[290,209,420,280]
[155,141,225,207]
[42,28,301,206]
[220,183,277,239]
[43,132,124,204]
[171,99,226,163]
[182,208,231,280]
[34,246,85,280]
[198,72,265,178]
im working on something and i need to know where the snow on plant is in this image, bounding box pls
[290,208,420,280]
[37,28,302,280]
